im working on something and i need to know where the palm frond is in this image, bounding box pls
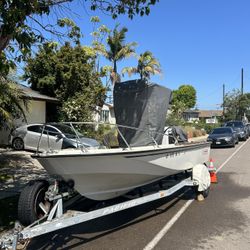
[0,107,12,123]
[116,45,136,61]
[137,51,162,80]
[121,67,137,77]
[93,43,108,57]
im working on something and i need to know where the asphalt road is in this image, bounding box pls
[26,140,250,250]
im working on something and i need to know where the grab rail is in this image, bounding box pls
[35,122,178,154]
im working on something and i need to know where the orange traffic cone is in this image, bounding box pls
[208,158,218,183]
[210,171,218,183]
[208,158,215,171]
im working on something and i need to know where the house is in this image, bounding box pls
[94,103,116,124]
[19,85,116,125]
[17,85,59,123]
[182,110,199,122]
[199,110,223,123]
[0,85,59,145]
[183,109,223,123]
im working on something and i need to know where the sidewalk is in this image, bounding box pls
[188,135,208,143]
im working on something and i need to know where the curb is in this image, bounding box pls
[188,135,208,143]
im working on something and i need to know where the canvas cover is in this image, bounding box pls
[114,80,172,147]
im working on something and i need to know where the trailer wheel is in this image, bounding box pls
[18,180,51,226]
[198,186,210,198]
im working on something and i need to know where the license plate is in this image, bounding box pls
[216,141,221,144]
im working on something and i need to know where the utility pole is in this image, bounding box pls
[241,68,244,95]
[222,83,225,117]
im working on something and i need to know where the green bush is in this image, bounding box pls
[166,118,221,138]
[203,123,220,134]
[189,121,221,134]
[166,115,185,126]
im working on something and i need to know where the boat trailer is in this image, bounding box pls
[0,175,205,250]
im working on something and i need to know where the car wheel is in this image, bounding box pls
[12,137,24,150]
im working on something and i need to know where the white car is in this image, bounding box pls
[10,123,100,151]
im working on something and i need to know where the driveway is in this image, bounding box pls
[0,148,49,199]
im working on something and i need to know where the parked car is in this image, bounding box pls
[245,123,250,136]
[10,123,100,151]
[207,127,238,148]
[224,120,248,141]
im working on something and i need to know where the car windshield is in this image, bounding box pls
[225,121,243,128]
[51,124,83,138]
[211,128,232,134]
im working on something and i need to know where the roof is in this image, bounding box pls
[18,84,59,102]
[183,109,199,114]
[104,103,114,108]
[198,110,223,118]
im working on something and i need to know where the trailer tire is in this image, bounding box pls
[193,185,210,197]
[199,186,210,198]
[18,180,50,226]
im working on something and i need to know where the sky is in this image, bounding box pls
[24,0,250,110]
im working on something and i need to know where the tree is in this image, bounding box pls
[122,50,161,80]
[90,16,111,73]
[90,16,113,91]
[96,24,137,84]
[169,84,196,120]
[0,76,28,128]
[172,85,196,109]
[223,89,250,121]
[24,42,106,121]
[0,0,159,74]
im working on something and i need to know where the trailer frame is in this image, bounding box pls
[0,176,199,249]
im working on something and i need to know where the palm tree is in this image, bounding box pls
[0,76,28,128]
[122,51,161,80]
[96,25,137,84]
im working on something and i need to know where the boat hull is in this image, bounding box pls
[34,142,210,200]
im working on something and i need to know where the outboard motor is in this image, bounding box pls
[165,126,188,144]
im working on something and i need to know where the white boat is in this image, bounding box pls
[33,141,210,200]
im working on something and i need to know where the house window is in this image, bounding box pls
[100,110,109,122]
